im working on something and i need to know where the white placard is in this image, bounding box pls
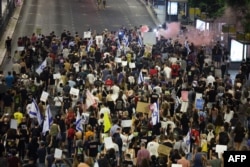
[122,61,127,66]
[115,57,122,63]
[216,144,227,153]
[121,120,132,127]
[54,148,63,159]
[104,137,114,150]
[10,119,18,129]
[40,91,49,102]
[81,112,90,125]
[95,35,103,45]
[83,31,91,39]
[172,164,182,167]
[53,73,61,79]
[70,87,80,96]
[143,32,156,45]
[129,62,135,68]
[17,46,25,51]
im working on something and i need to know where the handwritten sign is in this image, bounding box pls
[95,35,103,45]
[83,31,91,38]
[122,61,127,66]
[129,62,135,68]
[10,119,18,129]
[115,57,122,63]
[158,144,172,156]
[136,102,150,113]
[53,73,61,79]
[54,148,63,159]
[104,137,114,150]
[81,112,90,125]
[40,91,49,102]
[172,164,182,167]
[121,120,132,127]
[70,87,80,96]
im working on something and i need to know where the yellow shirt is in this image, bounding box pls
[64,62,71,72]
[14,112,23,124]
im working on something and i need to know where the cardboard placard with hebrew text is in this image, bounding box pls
[136,102,150,113]
[158,144,172,156]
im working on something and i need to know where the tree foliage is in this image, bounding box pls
[188,0,225,19]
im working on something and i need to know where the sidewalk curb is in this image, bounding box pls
[0,3,24,68]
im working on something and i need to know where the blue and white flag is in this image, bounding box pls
[116,39,121,49]
[42,105,53,135]
[123,35,129,47]
[184,131,191,153]
[138,35,143,47]
[87,38,93,52]
[137,71,144,84]
[75,111,83,131]
[152,102,159,126]
[29,99,43,125]
[36,59,47,75]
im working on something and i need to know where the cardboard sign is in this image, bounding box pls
[104,137,114,150]
[121,120,132,127]
[136,102,150,113]
[129,62,135,68]
[40,91,49,102]
[83,31,91,38]
[54,148,63,159]
[10,119,18,129]
[70,87,80,96]
[158,144,172,155]
[181,91,188,101]
[53,73,61,79]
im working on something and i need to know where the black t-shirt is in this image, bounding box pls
[150,93,159,103]
[87,140,99,157]
[207,89,216,102]
[0,122,10,136]
[37,147,46,163]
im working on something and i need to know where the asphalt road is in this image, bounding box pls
[16,0,156,35]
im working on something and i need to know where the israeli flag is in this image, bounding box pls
[36,59,47,75]
[184,131,191,153]
[42,105,53,135]
[87,38,93,52]
[152,102,159,125]
[75,111,83,131]
[138,35,143,47]
[123,35,129,47]
[29,99,43,125]
[137,71,144,84]
[116,39,121,49]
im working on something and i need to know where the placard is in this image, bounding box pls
[54,148,63,159]
[158,144,172,155]
[121,120,132,127]
[136,102,150,113]
[17,46,25,51]
[129,62,135,68]
[196,98,204,110]
[81,112,90,125]
[122,61,127,66]
[171,164,182,167]
[115,57,122,63]
[181,91,188,101]
[95,35,103,45]
[216,144,227,153]
[83,31,91,38]
[53,73,61,79]
[40,91,49,102]
[70,87,80,96]
[10,119,18,129]
[104,137,114,150]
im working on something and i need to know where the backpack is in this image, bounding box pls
[207,130,215,142]
[219,132,229,145]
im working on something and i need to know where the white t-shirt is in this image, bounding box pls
[206,75,215,86]
[54,96,63,107]
[99,107,111,116]
[147,141,159,157]
[164,66,172,79]
[224,110,234,123]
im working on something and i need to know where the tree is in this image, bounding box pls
[188,0,226,19]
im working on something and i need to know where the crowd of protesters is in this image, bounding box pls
[0,25,250,167]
